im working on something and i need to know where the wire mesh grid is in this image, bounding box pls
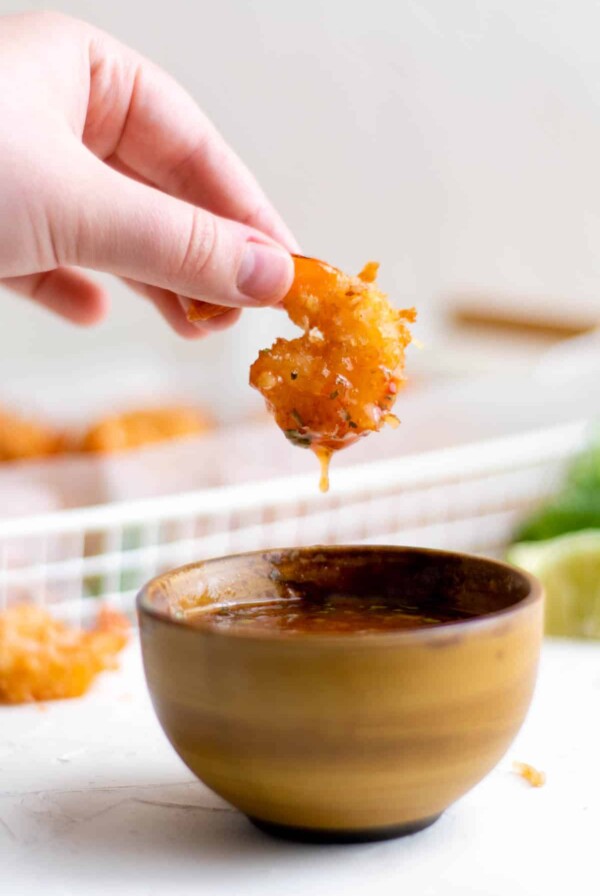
[0,420,586,624]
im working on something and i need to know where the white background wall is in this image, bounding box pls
[1,0,600,420]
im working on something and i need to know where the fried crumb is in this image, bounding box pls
[512,760,546,787]
[186,300,231,322]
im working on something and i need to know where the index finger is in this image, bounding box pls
[83,28,299,252]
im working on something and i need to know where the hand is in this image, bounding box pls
[0,12,297,337]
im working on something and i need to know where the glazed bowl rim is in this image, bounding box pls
[136,545,543,648]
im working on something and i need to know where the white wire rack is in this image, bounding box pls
[0,420,587,624]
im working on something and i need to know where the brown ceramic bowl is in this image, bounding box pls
[137,546,543,843]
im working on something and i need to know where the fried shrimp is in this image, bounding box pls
[80,407,212,454]
[0,604,129,703]
[0,407,64,462]
[250,256,415,490]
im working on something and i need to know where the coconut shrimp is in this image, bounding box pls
[80,407,212,454]
[0,407,64,462]
[0,604,129,703]
[250,255,416,491]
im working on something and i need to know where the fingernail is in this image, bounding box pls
[237,243,293,304]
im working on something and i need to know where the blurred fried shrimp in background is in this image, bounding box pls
[80,407,213,454]
[0,407,65,463]
[0,605,129,704]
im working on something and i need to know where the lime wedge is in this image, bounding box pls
[508,530,600,638]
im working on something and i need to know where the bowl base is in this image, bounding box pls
[248,812,442,844]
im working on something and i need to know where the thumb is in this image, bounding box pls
[65,156,294,308]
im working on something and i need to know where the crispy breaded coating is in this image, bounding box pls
[250,256,415,489]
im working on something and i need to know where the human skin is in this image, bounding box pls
[0,11,297,337]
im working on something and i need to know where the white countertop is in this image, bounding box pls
[1,637,598,896]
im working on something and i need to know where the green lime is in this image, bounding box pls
[508,530,600,639]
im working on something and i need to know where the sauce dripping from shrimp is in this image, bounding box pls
[250,256,415,491]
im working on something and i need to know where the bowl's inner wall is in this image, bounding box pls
[143,547,532,622]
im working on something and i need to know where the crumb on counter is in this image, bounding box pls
[512,760,546,788]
